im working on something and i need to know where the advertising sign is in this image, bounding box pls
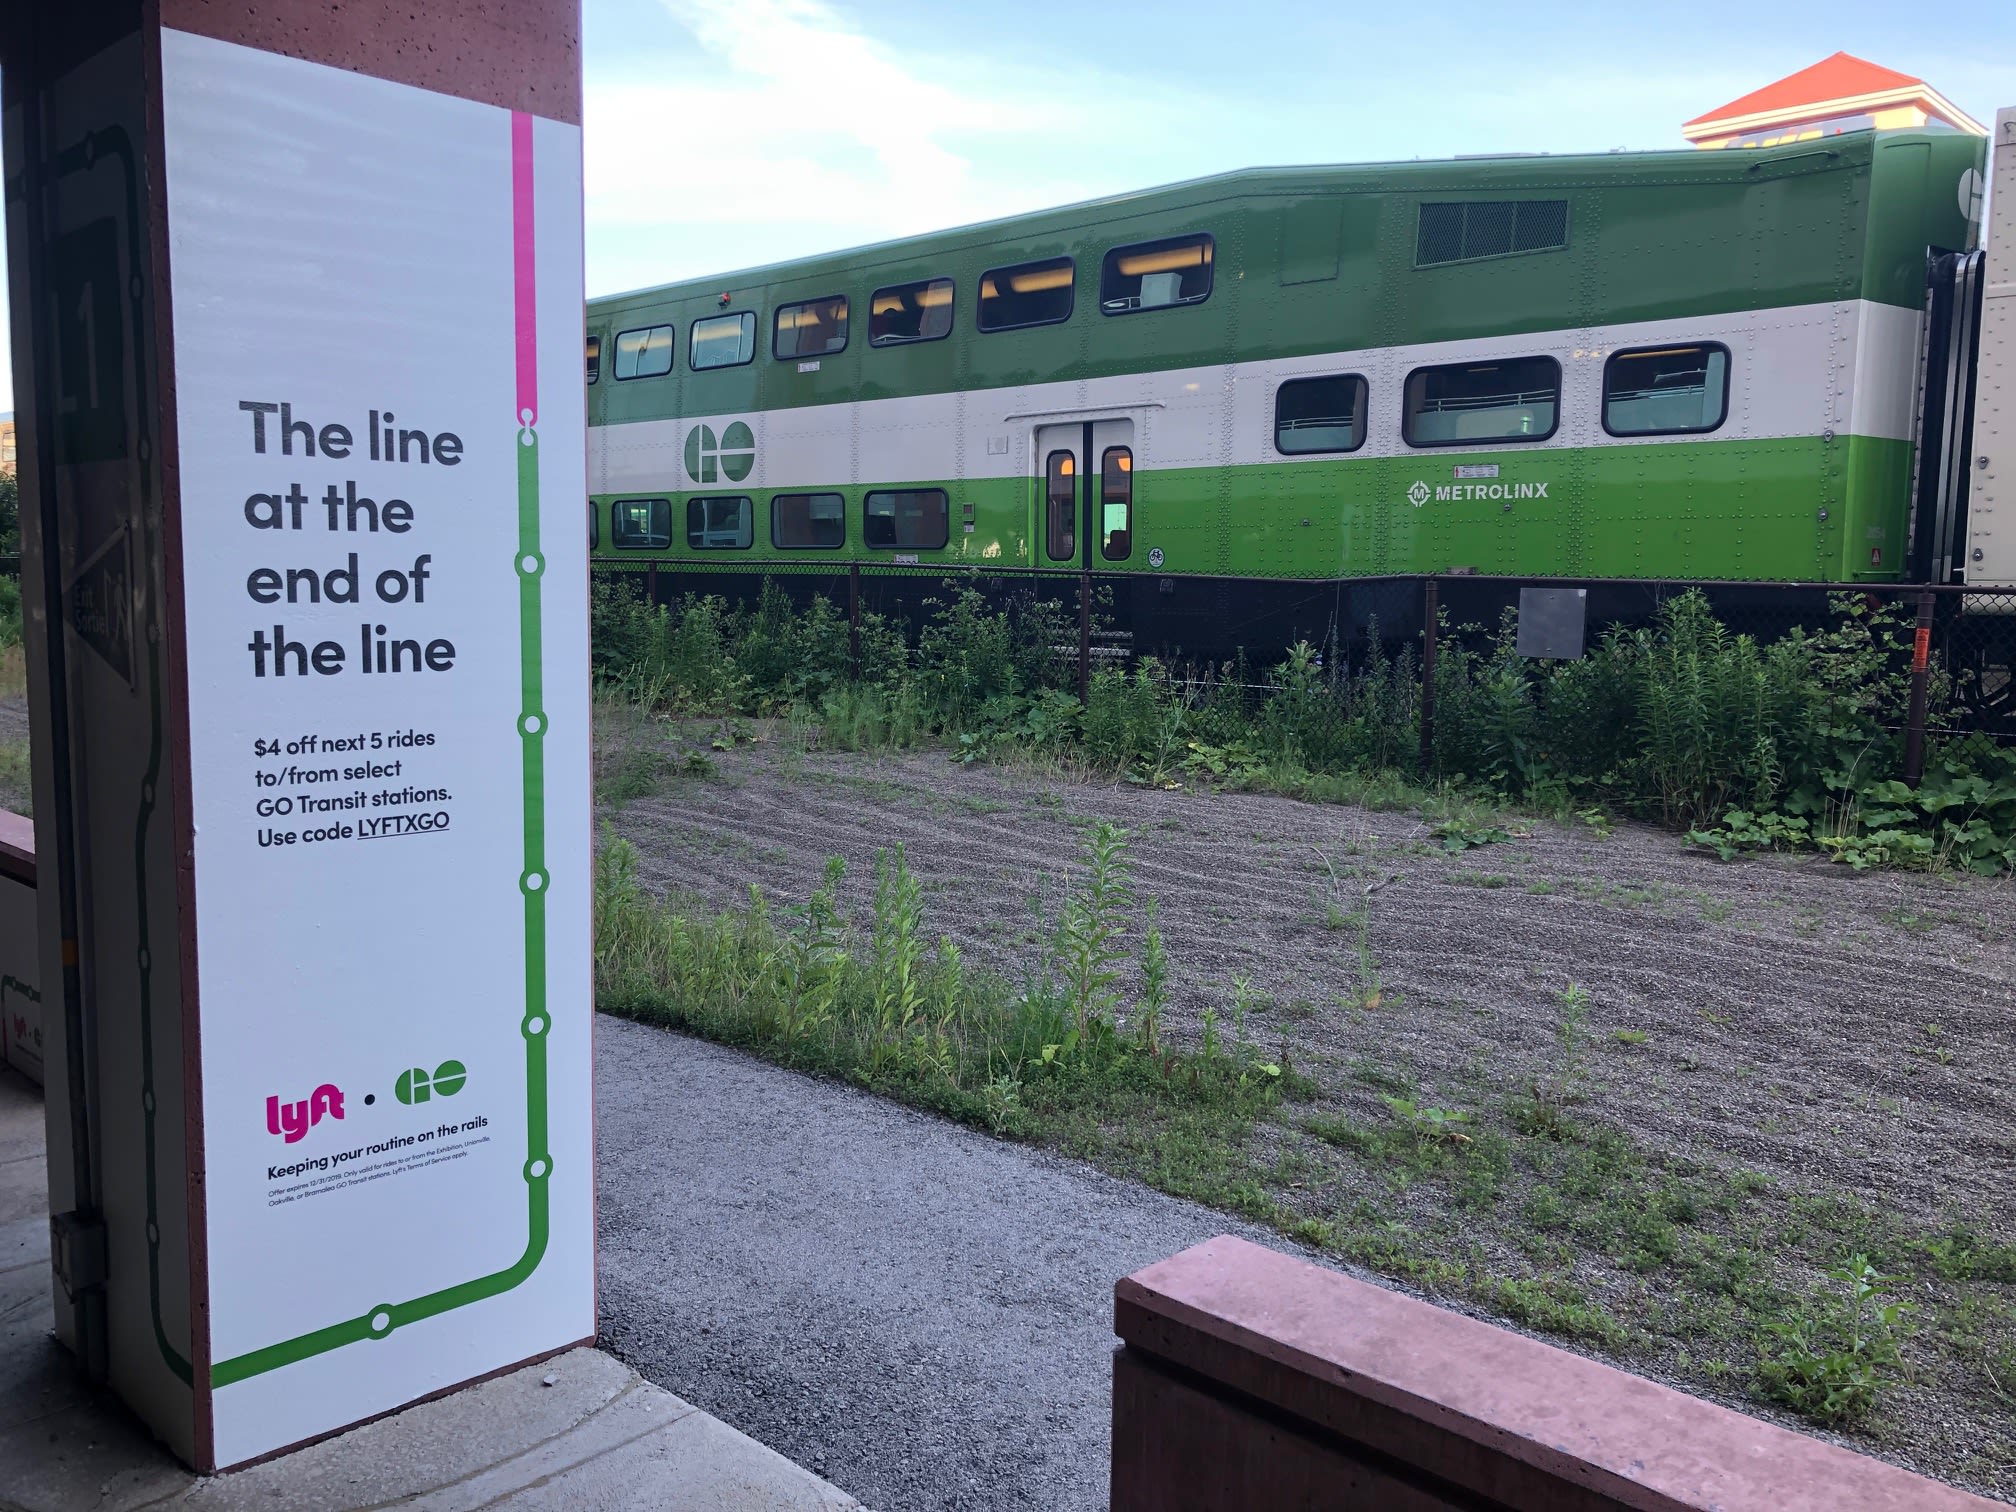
[160,29,592,1465]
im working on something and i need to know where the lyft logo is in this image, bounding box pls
[266,1084,345,1143]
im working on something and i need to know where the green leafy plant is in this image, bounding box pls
[1757,1254,1913,1426]
[1054,821,1134,1042]
[1430,818,1513,853]
[1383,1095,1475,1145]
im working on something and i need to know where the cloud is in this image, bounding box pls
[583,0,1181,291]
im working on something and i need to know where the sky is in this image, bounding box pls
[2,0,2014,411]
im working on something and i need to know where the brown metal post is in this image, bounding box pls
[1079,571,1093,703]
[848,563,862,678]
[1902,587,1936,787]
[1419,578,1439,773]
[646,559,659,605]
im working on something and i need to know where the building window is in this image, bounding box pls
[869,277,954,345]
[864,489,949,550]
[611,498,671,549]
[585,334,601,385]
[690,311,756,370]
[1415,200,1569,266]
[613,325,674,380]
[1275,374,1368,454]
[773,492,846,549]
[1403,358,1560,447]
[1100,448,1133,561]
[686,496,753,549]
[1602,344,1730,437]
[978,257,1074,332]
[774,295,848,360]
[1044,451,1075,561]
[1100,233,1213,314]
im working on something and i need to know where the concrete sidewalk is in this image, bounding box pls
[0,1067,862,1512]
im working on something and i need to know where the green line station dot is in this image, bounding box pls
[369,1307,394,1337]
[517,552,544,576]
[521,870,547,894]
[524,1014,548,1037]
[525,1157,550,1181]
[521,712,545,736]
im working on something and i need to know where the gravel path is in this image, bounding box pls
[594,1015,1292,1512]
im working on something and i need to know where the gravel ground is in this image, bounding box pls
[611,729,2016,1230]
[595,1015,1291,1512]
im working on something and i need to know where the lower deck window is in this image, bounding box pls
[773,492,845,548]
[864,488,949,550]
[1275,374,1368,454]
[1603,344,1729,436]
[687,495,752,549]
[611,498,671,549]
[1403,357,1559,447]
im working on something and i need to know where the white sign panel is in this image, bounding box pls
[161,30,592,1466]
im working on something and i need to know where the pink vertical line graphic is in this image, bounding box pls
[512,112,538,425]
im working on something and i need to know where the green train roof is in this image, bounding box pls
[589,127,1954,308]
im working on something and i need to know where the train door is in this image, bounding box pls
[1035,418,1135,569]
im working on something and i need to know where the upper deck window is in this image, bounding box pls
[613,325,674,380]
[585,334,601,385]
[870,277,954,346]
[775,295,848,360]
[1100,233,1213,314]
[1403,358,1560,447]
[1602,344,1730,436]
[978,257,1074,332]
[690,311,756,370]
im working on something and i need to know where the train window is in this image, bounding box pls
[1100,233,1213,315]
[1275,374,1368,454]
[978,257,1074,332]
[1045,451,1075,561]
[774,295,849,360]
[686,495,753,549]
[690,311,756,370]
[612,325,674,380]
[611,498,671,549]
[773,492,845,549]
[585,334,601,385]
[1403,358,1560,447]
[1100,448,1133,561]
[1416,200,1568,266]
[588,498,599,550]
[870,277,954,345]
[864,488,950,550]
[1603,344,1730,437]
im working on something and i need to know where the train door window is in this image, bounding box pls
[1045,450,1076,561]
[870,277,954,345]
[588,498,600,549]
[690,311,756,370]
[611,497,671,549]
[1275,374,1368,454]
[978,257,1074,332]
[774,295,849,360]
[1602,344,1729,436]
[1100,447,1132,561]
[686,496,753,548]
[773,492,846,548]
[1100,233,1213,314]
[1403,357,1560,447]
[613,324,674,380]
[585,334,601,385]
[864,488,950,550]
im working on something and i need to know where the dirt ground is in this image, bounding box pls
[601,713,2016,1499]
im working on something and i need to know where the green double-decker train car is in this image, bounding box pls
[585,128,1987,645]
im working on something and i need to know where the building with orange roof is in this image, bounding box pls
[1684,51,1986,149]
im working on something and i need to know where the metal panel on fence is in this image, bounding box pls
[1515,587,1587,660]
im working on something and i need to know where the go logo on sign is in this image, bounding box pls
[684,421,755,484]
[395,1059,468,1105]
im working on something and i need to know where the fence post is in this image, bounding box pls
[1902,587,1936,787]
[646,558,658,605]
[1419,577,1438,774]
[848,563,861,678]
[1078,571,1093,703]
